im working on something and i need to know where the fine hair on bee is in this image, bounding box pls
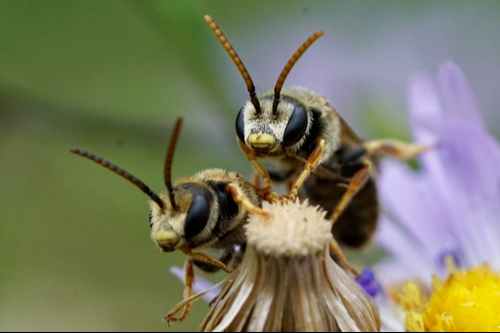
[166,151,380,331]
[205,15,429,249]
[70,116,262,322]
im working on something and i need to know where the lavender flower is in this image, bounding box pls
[375,61,500,331]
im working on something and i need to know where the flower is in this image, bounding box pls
[401,262,500,332]
[199,200,380,332]
[375,61,500,331]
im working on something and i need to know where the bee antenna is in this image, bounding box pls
[164,117,184,211]
[70,149,164,209]
[204,15,261,114]
[273,31,324,114]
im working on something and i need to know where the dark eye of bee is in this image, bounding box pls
[282,104,308,147]
[183,186,212,240]
[148,211,153,228]
[235,108,245,143]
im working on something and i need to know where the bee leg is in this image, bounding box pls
[329,160,372,224]
[165,257,195,324]
[192,251,234,273]
[238,141,275,200]
[329,238,359,278]
[227,183,270,217]
[180,245,230,273]
[250,170,262,188]
[179,257,195,322]
[326,162,371,277]
[363,139,433,160]
[165,252,234,323]
[288,139,326,201]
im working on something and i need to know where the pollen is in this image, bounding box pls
[401,264,500,332]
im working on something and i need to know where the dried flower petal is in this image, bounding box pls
[199,200,381,332]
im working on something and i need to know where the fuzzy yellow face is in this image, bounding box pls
[236,87,342,166]
[237,92,310,157]
[149,192,188,252]
[148,177,217,252]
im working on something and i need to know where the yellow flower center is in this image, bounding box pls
[401,263,500,332]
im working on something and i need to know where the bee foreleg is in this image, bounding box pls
[329,160,372,224]
[238,141,274,198]
[180,245,230,273]
[227,183,270,216]
[363,139,433,160]
[329,238,359,278]
[250,170,262,188]
[192,251,234,273]
[165,257,195,324]
[288,139,326,201]
[180,257,194,322]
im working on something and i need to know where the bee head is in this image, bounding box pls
[71,117,215,254]
[236,93,310,155]
[149,182,216,252]
[204,15,323,157]
[148,118,219,252]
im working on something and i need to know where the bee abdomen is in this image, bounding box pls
[331,179,379,247]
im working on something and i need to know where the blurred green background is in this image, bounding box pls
[1,1,499,331]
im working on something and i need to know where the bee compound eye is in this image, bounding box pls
[184,194,211,240]
[283,104,308,147]
[148,210,153,228]
[235,108,246,143]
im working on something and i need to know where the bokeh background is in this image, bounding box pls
[1,1,499,331]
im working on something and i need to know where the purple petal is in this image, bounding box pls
[407,72,443,143]
[438,61,486,129]
[379,160,455,259]
[438,125,500,197]
[378,61,500,288]
[407,61,500,267]
[357,268,384,298]
[170,266,184,284]
[170,266,222,303]
[377,215,436,282]
[374,259,423,286]
[430,125,500,266]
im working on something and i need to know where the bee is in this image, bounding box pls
[70,117,262,322]
[205,16,427,248]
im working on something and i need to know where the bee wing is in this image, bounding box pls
[338,115,364,146]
